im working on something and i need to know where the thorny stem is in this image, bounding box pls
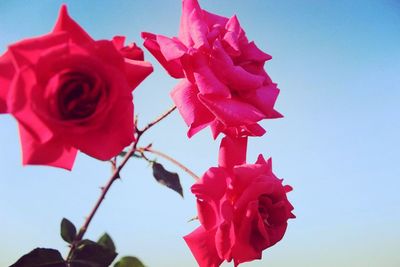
[139,146,200,181]
[138,105,176,134]
[67,105,177,262]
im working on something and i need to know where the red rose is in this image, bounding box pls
[184,137,295,266]
[0,5,153,170]
[142,0,281,138]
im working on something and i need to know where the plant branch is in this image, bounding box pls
[67,105,176,262]
[137,105,176,134]
[139,146,200,181]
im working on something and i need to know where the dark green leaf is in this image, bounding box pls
[114,256,145,267]
[118,151,127,157]
[70,239,117,267]
[10,248,66,267]
[97,233,116,252]
[60,218,77,244]
[152,162,183,197]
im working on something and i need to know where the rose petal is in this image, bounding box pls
[179,0,203,47]
[191,53,230,97]
[142,32,184,78]
[18,124,77,170]
[255,154,270,167]
[215,220,234,260]
[198,94,265,126]
[52,4,94,44]
[192,167,228,202]
[203,10,228,29]
[223,15,242,54]
[157,35,187,61]
[124,59,153,91]
[184,226,223,267]
[211,42,265,91]
[232,201,263,266]
[243,84,282,118]
[188,8,209,49]
[112,36,144,61]
[170,80,214,137]
[0,51,15,113]
[69,94,134,161]
[8,68,54,144]
[242,124,266,137]
[218,136,247,169]
[239,41,272,62]
[197,200,218,230]
[8,32,69,69]
[210,119,225,139]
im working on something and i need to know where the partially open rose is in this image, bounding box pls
[142,0,281,138]
[184,137,295,266]
[0,5,153,169]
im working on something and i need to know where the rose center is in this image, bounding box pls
[55,71,103,120]
[258,194,273,226]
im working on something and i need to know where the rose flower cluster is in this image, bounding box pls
[0,1,294,266]
[143,0,294,265]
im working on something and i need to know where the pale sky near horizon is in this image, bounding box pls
[0,1,399,266]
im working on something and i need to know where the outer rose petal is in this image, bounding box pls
[157,35,187,61]
[198,94,265,126]
[244,84,283,118]
[8,32,69,69]
[0,51,14,113]
[218,136,247,169]
[124,59,153,90]
[184,226,224,267]
[141,32,184,78]
[8,68,54,144]
[170,80,214,137]
[52,5,93,44]
[223,15,242,53]
[202,10,228,30]
[18,124,77,170]
[179,0,203,47]
[239,41,272,62]
[192,167,228,202]
[188,8,209,49]
[112,36,144,60]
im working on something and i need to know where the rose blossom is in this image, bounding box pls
[142,0,282,138]
[184,137,295,266]
[0,5,153,170]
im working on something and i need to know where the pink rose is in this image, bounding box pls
[0,5,153,170]
[184,137,295,266]
[142,0,281,138]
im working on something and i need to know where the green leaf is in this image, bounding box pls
[114,256,145,267]
[10,248,66,267]
[152,162,183,197]
[97,233,116,252]
[118,151,127,157]
[70,239,117,267]
[60,218,77,244]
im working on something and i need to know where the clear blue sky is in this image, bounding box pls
[0,1,399,266]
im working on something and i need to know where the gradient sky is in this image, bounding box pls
[0,1,399,266]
